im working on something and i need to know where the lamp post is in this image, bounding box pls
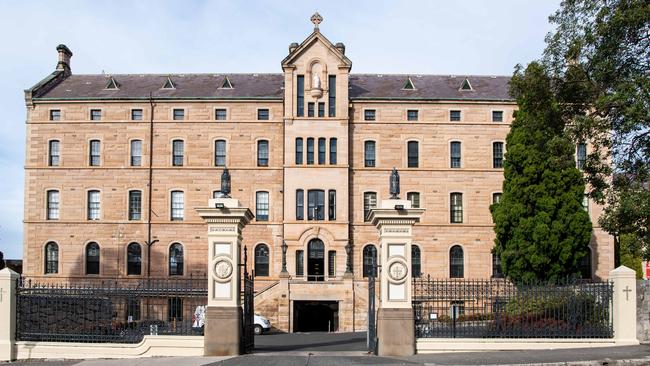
[280,240,288,274]
[345,242,353,274]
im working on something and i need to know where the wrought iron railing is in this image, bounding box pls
[16,276,207,343]
[413,276,613,339]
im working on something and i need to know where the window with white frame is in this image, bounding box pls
[130,140,142,166]
[256,191,269,221]
[170,190,184,221]
[215,140,226,167]
[49,140,60,166]
[87,190,100,220]
[46,190,60,220]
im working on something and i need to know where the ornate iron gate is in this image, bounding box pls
[241,246,255,354]
[367,268,377,354]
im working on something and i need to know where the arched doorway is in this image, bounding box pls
[307,238,325,282]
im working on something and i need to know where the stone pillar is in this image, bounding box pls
[368,199,424,357]
[610,265,639,344]
[196,198,253,356]
[0,268,19,361]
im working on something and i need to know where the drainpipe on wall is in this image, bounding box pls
[146,92,158,277]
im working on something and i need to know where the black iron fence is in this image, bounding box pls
[16,276,207,343]
[413,276,613,339]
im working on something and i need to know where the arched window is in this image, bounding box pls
[85,242,100,275]
[254,244,269,277]
[127,242,142,275]
[295,138,303,165]
[450,245,464,278]
[172,139,184,166]
[214,140,226,167]
[364,141,376,167]
[44,241,58,274]
[257,140,269,167]
[363,245,377,278]
[412,245,421,278]
[493,142,504,168]
[169,243,184,276]
[580,248,592,279]
[407,141,419,168]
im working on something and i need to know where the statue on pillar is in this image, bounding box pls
[344,242,352,274]
[220,168,231,198]
[390,167,400,199]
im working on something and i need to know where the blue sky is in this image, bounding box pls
[0,0,560,259]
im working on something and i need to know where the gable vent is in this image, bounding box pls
[162,76,175,89]
[105,76,120,90]
[220,76,233,89]
[402,76,416,90]
[460,77,473,91]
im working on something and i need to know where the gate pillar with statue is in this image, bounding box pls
[196,169,254,356]
[367,168,424,356]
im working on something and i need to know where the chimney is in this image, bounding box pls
[335,42,345,55]
[56,44,73,75]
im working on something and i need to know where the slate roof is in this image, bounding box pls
[32,73,513,101]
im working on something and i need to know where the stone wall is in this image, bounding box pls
[637,280,650,342]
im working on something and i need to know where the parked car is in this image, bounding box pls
[254,314,271,335]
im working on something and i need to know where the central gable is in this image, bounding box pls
[281,30,352,71]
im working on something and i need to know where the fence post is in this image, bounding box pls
[0,268,19,361]
[610,265,638,344]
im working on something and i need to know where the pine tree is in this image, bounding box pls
[492,62,593,283]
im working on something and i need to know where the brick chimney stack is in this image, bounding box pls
[56,44,73,75]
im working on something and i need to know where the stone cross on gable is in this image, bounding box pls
[624,285,632,301]
[311,12,323,29]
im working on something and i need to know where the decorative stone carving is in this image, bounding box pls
[214,259,233,280]
[388,261,408,282]
[220,168,231,198]
[311,12,323,29]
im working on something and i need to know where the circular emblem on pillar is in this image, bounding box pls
[214,259,233,280]
[388,261,408,282]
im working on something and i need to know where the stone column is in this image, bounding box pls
[610,265,639,344]
[196,198,254,356]
[368,199,424,357]
[0,268,19,361]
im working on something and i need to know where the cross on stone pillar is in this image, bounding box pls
[624,285,632,301]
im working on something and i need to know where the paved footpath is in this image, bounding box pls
[6,332,650,365]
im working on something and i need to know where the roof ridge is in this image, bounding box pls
[350,73,511,78]
[70,72,284,77]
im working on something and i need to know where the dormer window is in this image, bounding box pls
[460,78,473,91]
[220,76,233,89]
[162,76,175,89]
[402,77,416,90]
[105,76,119,90]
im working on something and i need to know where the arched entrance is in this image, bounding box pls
[307,238,325,282]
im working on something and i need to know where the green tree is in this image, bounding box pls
[619,233,644,279]
[492,63,593,283]
[543,0,649,257]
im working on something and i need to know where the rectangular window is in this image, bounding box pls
[215,109,227,120]
[307,189,325,221]
[364,141,376,167]
[582,194,589,212]
[131,109,143,121]
[173,109,185,120]
[126,298,140,322]
[492,192,502,204]
[167,298,183,321]
[87,190,100,220]
[130,140,142,166]
[307,102,315,117]
[363,192,377,222]
[492,110,503,122]
[215,140,226,167]
[297,75,305,117]
[450,110,461,122]
[577,143,587,169]
[257,109,269,120]
[318,102,325,117]
[328,190,336,220]
[328,75,336,117]
[172,140,184,166]
[256,191,269,221]
[48,140,60,166]
[450,193,463,223]
[46,190,59,220]
[90,109,101,121]
[407,192,420,208]
[328,251,336,277]
[296,189,304,220]
[364,109,376,121]
[50,109,61,121]
[129,190,142,220]
[450,141,461,168]
[407,110,418,121]
[171,191,184,221]
[318,138,326,165]
[329,138,337,165]
[296,250,304,276]
[306,138,314,165]
[89,140,101,166]
[257,140,269,167]
[493,142,504,168]
[295,138,303,165]
[407,141,419,168]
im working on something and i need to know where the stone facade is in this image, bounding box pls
[22,23,615,333]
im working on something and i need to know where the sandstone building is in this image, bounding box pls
[22,16,614,332]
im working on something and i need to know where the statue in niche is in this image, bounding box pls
[312,72,321,90]
[220,167,231,198]
[390,167,400,199]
